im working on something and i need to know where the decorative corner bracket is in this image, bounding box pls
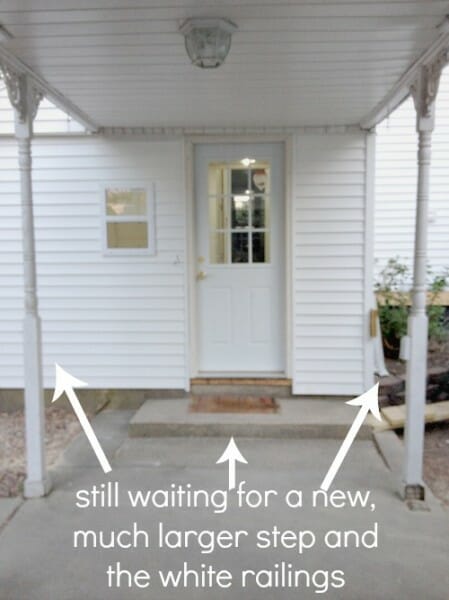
[0,61,43,123]
[410,48,449,126]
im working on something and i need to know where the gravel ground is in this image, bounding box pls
[0,405,85,497]
[424,422,449,507]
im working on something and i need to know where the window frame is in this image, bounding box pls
[100,182,156,256]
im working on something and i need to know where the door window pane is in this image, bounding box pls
[251,168,269,193]
[209,196,228,229]
[252,196,268,228]
[231,169,249,195]
[210,232,228,264]
[231,195,249,228]
[232,232,249,263]
[253,232,269,263]
[208,164,229,196]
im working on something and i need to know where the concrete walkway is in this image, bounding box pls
[0,409,448,600]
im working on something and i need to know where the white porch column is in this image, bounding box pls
[1,65,51,497]
[403,55,447,500]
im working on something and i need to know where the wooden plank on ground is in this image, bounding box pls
[432,401,449,421]
[380,402,449,429]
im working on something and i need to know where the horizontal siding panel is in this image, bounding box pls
[295,187,365,198]
[298,208,364,221]
[295,371,364,385]
[295,280,362,293]
[295,383,362,396]
[295,256,363,269]
[296,291,363,303]
[41,321,185,334]
[293,244,363,258]
[0,286,184,299]
[295,198,364,209]
[0,297,184,311]
[297,359,363,371]
[1,343,184,357]
[41,331,184,345]
[294,267,363,279]
[295,232,364,245]
[39,310,185,323]
[0,371,186,390]
[295,348,363,361]
[296,220,363,233]
[295,336,363,349]
[295,315,362,326]
[35,365,186,377]
[294,325,362,337]
[295,303,363,316]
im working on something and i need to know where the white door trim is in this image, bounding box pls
[184,135,294,387]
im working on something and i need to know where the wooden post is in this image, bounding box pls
[404,55,447,500]
[1,65,51,497]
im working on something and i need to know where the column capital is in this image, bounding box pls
[0,62,43,129]
[410,48,448,132]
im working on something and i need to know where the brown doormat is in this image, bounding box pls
[189,395,279,414]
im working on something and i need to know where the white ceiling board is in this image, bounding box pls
[1,1,448,128]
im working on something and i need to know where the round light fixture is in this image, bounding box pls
[180,18,238,69]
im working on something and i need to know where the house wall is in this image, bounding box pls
[293,131,369,396]
[0,136,187,389]
[1,130,370,395]
[375,66,449,282]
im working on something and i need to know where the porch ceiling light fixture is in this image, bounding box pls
[180,18,238,69]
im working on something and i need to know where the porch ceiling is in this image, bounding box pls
[1,1,449,129]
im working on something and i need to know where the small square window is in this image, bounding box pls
[102,184,156,255]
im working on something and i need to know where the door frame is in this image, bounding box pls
[183,135,294,388]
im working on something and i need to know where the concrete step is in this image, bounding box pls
[128,398,374,439]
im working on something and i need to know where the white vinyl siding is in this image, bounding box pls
[293,132,368,396]
[1,130,370,395]
[0,137,186,389]
[375,66,449,281]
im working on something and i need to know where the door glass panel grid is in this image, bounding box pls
[208,160,271,265]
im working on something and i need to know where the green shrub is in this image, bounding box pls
[375,258,448,354]
[427,272,449,343]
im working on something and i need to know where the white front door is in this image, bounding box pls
[194,143,285,375]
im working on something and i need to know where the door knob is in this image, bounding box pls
[196,270,207,281]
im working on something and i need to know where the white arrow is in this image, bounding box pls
[52,363,112,474]
[216,437,248,490]
[320,383,381,492]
